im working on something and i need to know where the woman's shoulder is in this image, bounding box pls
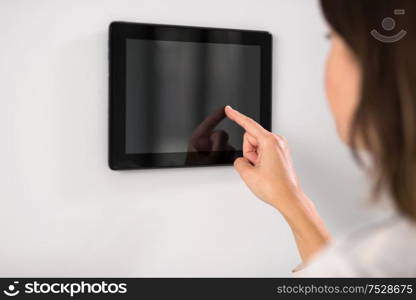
[295,214,416,277]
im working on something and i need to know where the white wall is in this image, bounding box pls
[0,0,380,277]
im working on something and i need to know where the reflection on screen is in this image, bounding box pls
[125,39,261,154]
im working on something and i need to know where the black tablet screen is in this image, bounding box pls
[125,39,261,154]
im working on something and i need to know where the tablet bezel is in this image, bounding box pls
[109,21,272,170]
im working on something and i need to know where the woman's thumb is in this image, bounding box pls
[234,157,254,178]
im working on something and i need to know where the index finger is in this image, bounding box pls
[224,106,267,138]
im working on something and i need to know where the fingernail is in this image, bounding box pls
[226,105,233,110]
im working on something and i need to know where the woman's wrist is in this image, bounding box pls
[268,188,309,217]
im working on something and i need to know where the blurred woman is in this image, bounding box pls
[225,0,416,277]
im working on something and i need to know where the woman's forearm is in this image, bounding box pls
[273,192,331,263]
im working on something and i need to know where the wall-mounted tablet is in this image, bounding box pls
[109,21,272,170]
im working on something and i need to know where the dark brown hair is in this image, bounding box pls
[320,0,416,219]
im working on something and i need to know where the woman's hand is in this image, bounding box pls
[225,105,331,263]
[224,105,302,213]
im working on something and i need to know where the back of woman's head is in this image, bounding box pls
[320,0,416,218]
